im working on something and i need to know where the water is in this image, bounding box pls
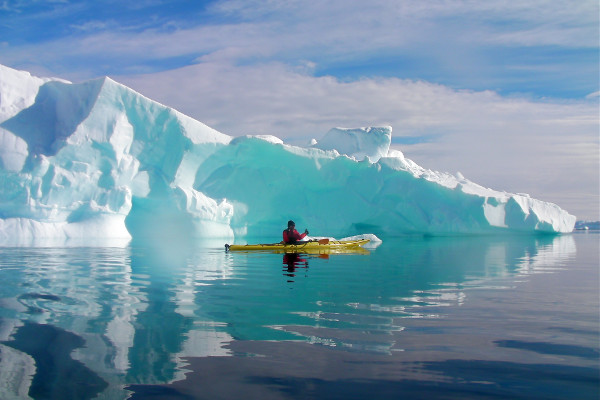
[0,233,597,399]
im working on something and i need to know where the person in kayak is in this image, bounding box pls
[283,220,309,244]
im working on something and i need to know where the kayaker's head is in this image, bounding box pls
[287,220,295,230]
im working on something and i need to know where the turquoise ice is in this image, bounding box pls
[0,64,575,243]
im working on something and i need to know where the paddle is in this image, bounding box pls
[282,238,329,245]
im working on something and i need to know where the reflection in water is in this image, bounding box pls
[283,253,309,281]
[5,322,108,399]
[0,234,585,399]
[396,235,578,314]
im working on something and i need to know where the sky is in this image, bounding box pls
[1,0,598,220]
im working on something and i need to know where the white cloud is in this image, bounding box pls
[205,0,599,49]
[69,20,110,33]
[3,0,597,76]
[585,91,600,99]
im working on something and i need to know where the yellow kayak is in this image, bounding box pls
[225,239,370,254]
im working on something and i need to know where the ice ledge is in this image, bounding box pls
[312,126,392,162]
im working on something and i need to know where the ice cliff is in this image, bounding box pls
[0,64,575,243]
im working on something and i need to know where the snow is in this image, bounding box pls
[0,64,576,244]
[311,126,392,162]
[0,64,65,123]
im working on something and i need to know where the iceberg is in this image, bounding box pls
[0,64,575,243]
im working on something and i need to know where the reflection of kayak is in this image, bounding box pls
[225,239,370,254]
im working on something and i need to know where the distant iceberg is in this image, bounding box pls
[0,64,575,243]
[575,221,599,230]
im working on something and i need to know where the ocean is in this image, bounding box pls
[0,232,598,399]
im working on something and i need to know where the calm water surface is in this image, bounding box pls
[0,233,597,399]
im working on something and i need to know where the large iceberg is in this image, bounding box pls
[0,64,575,243]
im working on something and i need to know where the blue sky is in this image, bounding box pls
[0,0,598,219]
[1,0,597,98]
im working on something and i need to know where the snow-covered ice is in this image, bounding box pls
[311,126,391,162]
[0,64,576,244]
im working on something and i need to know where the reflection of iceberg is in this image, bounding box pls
[180,326,233,357]
[174,327,234,381]
[0,234,581,398]
[0,342,35,400]
[0,247,142,398]
[0,245,235,398]
[277,309,406,355]
[271,235,578,355]
[515,234,576,274]
[397,235,577,316]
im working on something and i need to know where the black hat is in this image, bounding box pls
[287,220,295,227]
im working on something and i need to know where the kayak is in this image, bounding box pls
[225,239,370,253]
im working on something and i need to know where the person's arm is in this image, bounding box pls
[283,230,290,243]
[289,229,303,241]
[298,229,308,240]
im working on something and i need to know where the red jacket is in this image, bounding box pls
[283,228,307,243]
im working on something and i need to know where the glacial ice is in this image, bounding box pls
[0,64,576,244]
[311,126,392,162]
